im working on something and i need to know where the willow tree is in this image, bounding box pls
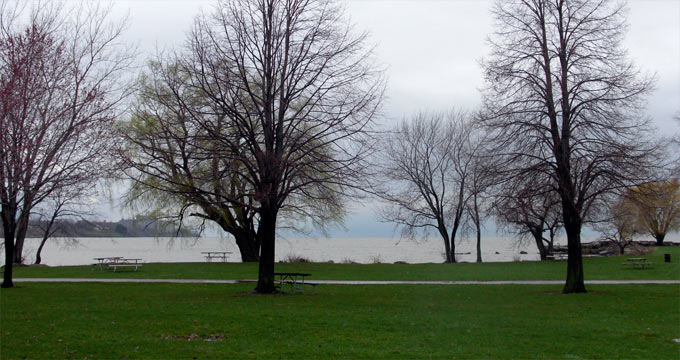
[627,180,680,245]
[119,61,261,261]
[481,0,658,293]
[160,0,384,293]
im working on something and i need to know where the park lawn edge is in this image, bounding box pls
[7,246,680,281]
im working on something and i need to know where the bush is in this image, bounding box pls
[283,254,311,263]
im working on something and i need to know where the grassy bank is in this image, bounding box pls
[1,282,678,359]
[9,246,680,281]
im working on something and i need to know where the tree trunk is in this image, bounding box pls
[449,221,458,263]
[234,231,260,262]
[449,182,466,263]
[35,238,46,265]
[2,233,15,288]
[532,229,547,261]
[547,227,555,255]
[654,233,666,246]
[450,206,464,263]
[34,226,53,264]
[474,196,482,263]
[1,207,17,288]
[210,209,260,262]
[475,227,482,263]
[439,224,452,263]
[12,212,29,265]
[254,206,277,294]
[617,241,626,255]
[562,205,586,293]
[35,209,61,265]
[443,238,452,263]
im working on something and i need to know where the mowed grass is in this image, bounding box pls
[1,283,678,359]
[10,246,680,281]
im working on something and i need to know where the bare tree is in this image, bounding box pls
[595,193,639,255]
[492,176,562,260]
[671,113,680,178]
[464,126,497,263]
[480,0,658,293]
[0,2,134,287]
[373,111,471,263]
[145,0,384,293]
[32,185,93,265]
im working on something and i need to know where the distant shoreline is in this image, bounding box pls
[25,218,200,238]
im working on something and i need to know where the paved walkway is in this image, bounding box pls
[13,278,680,285]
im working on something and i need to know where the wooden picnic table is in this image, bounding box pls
[92,257,143,272]
[201,251,232,262]
[109,262,143,272]
[274,272,315,294]
[547,253,568,260]
[622,257,653,269]
[121,258,143,264]
[92,257,123,271]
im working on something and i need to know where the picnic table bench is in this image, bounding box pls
[92,257,143,272]
[274,272,317,294]
[92,257,122,271]
[109,263,142,272]
[201,251,232,262]
[546,253,568,260]
[621,257,653,269]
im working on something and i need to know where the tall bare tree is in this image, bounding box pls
[0,2,133,287]
[373,111,471,263]
[149,0,384,293]
[480,0,658,293]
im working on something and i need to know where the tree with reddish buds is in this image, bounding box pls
[0,2,134,288]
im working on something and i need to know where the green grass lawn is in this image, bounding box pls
[1,283,678,359]
[9,246,680,281]
[2,247,679,358]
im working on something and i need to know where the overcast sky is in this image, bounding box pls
[91,0,680,237]
[109,0,679,129]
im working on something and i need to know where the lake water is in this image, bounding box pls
[3,235,571,266]
[5,234,678,266]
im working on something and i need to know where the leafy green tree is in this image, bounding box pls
[120,62,260,261]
